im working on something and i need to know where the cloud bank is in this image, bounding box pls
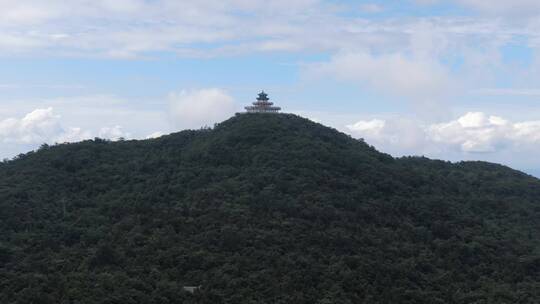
[169,88,237,130]
[0,0,538,59]
[347,112,540,155]
[0,107,131,147]
[309,51,452,108]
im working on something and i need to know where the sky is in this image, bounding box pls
[1,0,540,177]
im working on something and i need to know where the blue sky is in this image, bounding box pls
[1,0,540,177]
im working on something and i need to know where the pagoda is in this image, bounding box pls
[245,91,281,113]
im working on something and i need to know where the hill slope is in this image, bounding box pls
[0,113,539,303]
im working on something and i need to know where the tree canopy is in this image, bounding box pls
[0,113,539,303]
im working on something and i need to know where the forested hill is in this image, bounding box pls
[1,113,539,303]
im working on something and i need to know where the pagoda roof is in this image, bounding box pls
[245,91,281,113]
[257,91,269,100]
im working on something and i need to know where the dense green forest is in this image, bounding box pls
[0,113,539,303]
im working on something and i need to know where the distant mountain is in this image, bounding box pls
[0,113,539,303]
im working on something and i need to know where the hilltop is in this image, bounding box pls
[0,113,539,303]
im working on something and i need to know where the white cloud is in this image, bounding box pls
[428,112,511,153]
[347,112,540,155]
[0,83,85,90]
[456,0,540,16]
[0,0,534,60]
[56,127,93,143]
[98,125,131,140]
[0,107,134,148]
[146,131,165,139]
[513,121,540,142]
[169,88,237,129]
[347,119,386,135]
[0,94,174,157]
[308,51,453,115]
[471,88,540,96]
[417,0,540,16]
[359,4,383,13]
[0,107,64,144]
[314,52,451,98]
[347,117,429,155]
[0,0,328,57]
[414,0,440,4]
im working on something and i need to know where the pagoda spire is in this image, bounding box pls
[245,91,281,113]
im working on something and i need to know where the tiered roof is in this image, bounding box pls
[245,91,281,113]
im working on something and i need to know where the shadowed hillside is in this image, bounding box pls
[0,113,539,303]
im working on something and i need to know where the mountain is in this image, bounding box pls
[0,113,539,303]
